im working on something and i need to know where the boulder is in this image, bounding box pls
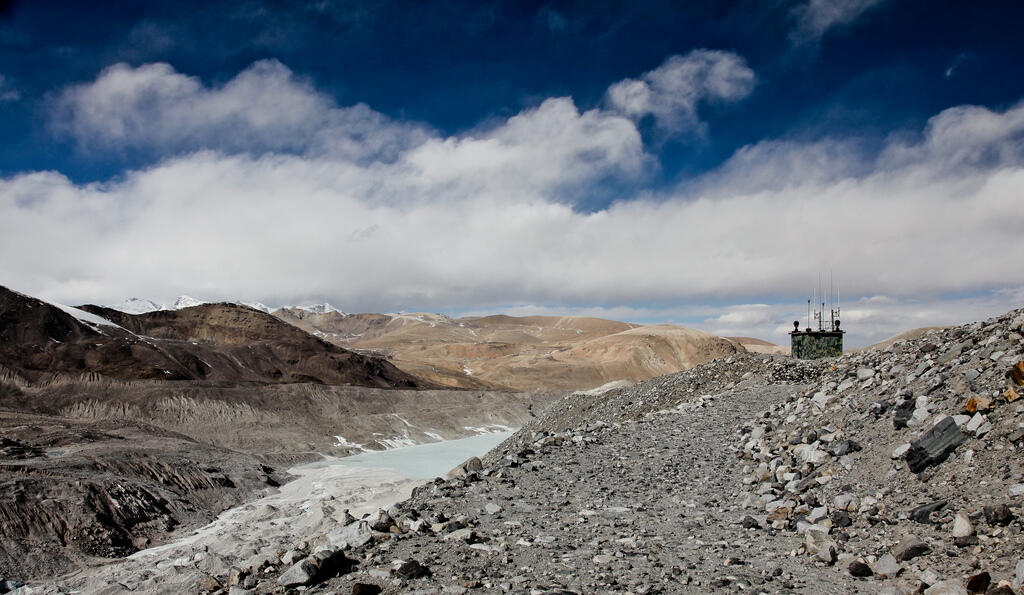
[1010,361,1024,386]
[983,504,1014,526]
[963,395,993,414]
[848,560,873,577]
[326,520,374,550]
[312,549,357,580]
[447,456,483,478]
[393,559,431,580]
[905,417,967,473]
[368,509,395,533]
[910,501,947,523]
[894,399,916,429]
[874,553,902,578]
[278,558,319,588]
[830,440,861,457]
[951,512,974,538]
[804,528,837,565]
[965,571,990,593]
[857,368,875,380]
[893,534,930,562]
[834,493,860,512]
[892,443,912,459]
[923,580,967,595]
[832,510,852,528]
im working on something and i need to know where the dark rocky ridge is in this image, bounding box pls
[0,410,287,581]
[1,285,428,388]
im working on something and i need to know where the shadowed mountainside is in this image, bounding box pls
[0,285,426,388]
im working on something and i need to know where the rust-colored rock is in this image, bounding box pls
[1010,361,1024,386]
[963,394,993,413]
[965,571,990,593]
[1006,386,1021,403]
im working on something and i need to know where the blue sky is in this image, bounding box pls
[1,0,1023,347]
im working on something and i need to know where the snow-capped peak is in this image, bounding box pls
[171,295,206,310]
[296,303,344,315]
[107,297,161,314]
[237,301,273,313]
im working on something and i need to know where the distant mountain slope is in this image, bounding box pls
[726,336,791,355]
[272,309,745,391]
[0,285,426,388]
[846,326,951,353]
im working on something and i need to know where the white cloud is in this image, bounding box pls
[2,60,1023,348]
[0,74,20,102]
[606,50,755,135]
[50,60,431,162]
[790,0,885,45]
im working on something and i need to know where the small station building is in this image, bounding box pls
[790,291,844,359]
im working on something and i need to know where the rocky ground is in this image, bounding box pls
[0,411,287,583]
[12,307,1024,594]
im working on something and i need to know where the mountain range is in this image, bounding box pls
[100,294,775,392]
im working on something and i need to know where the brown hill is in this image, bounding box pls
[726,336,791,355]
[272,309,745,391]
[0,286,425,388]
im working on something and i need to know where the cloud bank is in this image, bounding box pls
[3,52,1023,346]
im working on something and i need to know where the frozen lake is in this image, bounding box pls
[328,431,513,478]
[59,430,516,593]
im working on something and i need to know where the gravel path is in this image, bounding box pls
[315,382,870,594]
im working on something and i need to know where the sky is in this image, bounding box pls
[1,0,1023,348]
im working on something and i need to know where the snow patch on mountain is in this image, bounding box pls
[108,296,279,314]
[237,301,273,313]
[171,295,206,310]
[53,303,126,333]
[108,298,161,314]
[295,303,345,315]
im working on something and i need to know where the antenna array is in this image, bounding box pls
[807,272,841,333]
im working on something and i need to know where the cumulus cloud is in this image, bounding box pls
[605,50,755,136]
[790,0,885,45]
[2,60,1023,346]
[50,60,431,162]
